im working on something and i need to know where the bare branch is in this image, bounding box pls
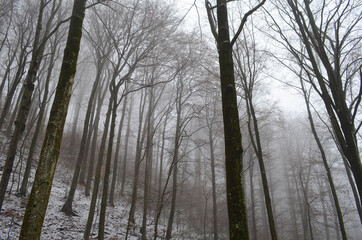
[230,0,266,46]
[205,1,218,42]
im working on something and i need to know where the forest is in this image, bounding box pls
[0,0,361,239]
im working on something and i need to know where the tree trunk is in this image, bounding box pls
[208,123,219,240]
[78,103,96,185]
[61,57,106,215]
[0,0,47,211]
[245,92,278,240]
[0,45,28,129]
[0,40,19,106]
[84,98,112,240]
[85,81,108,197]
[19,34,57,197]
[157,115,167,204]
[141,90,154,240]
[342,156,362,223]
[19,0,86,238]
[165,158,178,240]
[69,95,83,152]
[165,85,182,240]
[120,96,133,196]
[248,151,257,240]
[320,184,330,240]
[213,1,250,238]
[98,88,120,240]
[300,78,347,240]
[126,89,148,239]
[109,94,127,206]
[284,161,299,240]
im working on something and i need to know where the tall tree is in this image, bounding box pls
[299,69,347,239]
[269,0,362,207]
[0,0,49,211]
[61,7,112,215]
[19,28,62,197]
[205,0,266,238]
[19,0,86,238]
[234,27,278,239]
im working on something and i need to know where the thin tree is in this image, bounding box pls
[269,0,362,207]
[299,70,347,239]
[19,28,62,197]
[61,8,113,215]
[234,28,278,239]
[0,0,49,211]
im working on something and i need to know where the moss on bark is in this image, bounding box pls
[19,0,86,239]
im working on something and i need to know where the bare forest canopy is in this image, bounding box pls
[0,0,361,239]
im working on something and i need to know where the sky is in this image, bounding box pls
[175,0,307,116]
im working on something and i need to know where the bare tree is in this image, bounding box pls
[19,27,63,197]
[234,26,278,239]
[61,6,113,215]
[0,0,61,211]
[268,0,362,207]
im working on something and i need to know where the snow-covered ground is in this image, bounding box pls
[0,145,201,240]
[0,158,139,239]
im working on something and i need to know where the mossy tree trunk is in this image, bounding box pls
[19,0,86,238]
[205,0,265,238]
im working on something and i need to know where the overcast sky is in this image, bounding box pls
[174,0,306,116]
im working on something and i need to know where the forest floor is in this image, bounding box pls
[0,144,194,239]
[0,159,142,240]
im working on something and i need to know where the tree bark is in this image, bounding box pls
[120,96,133,195]
[205,0,265,237]
[85,80,108,197]
[141,89,154,240]
[19,0,86,238]
[126,89,147,239]
[216,1,249,237]
[98,87,120,240]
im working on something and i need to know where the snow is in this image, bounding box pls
[0,147,202,240]
[1,153,167,240]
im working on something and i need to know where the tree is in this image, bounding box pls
[269,0,362,207]
[299,68,347,239]
[61,5,113,215]
[205,0,266,238]
[234,26,278,239]
[0,0,52,211]
[19,0,86,238]
[19,26,63,197]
